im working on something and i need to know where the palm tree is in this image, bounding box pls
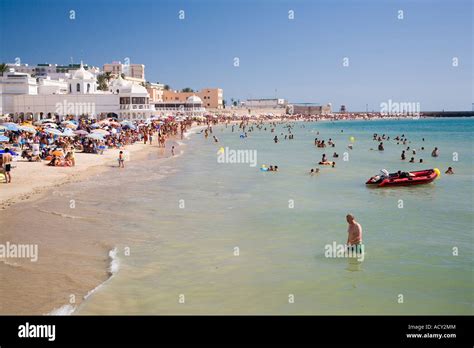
[97,74,108,91]
[0,63,8,76]
[104,71,113,83]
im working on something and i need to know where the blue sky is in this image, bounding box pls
[0,0,472,111]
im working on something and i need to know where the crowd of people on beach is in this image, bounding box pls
[0,115,195,183]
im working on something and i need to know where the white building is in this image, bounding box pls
[109,74,155,120]
[0,70,38,116]
[243,98,287,108]
[37,77,68,95]
[1,63,155,121]
[7,62,101,81]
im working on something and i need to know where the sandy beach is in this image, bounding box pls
[0,127,195,315]
[0,134,186,210]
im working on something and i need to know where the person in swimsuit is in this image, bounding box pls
[346,214,362,252]
[118,151,125,168]
[2,148,12,183]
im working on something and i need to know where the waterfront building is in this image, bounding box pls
[287,103,332,115]
[243,98,287,109]
[154,95,205,117]
[146,82,165,103]
[0,63,154,121]
[162,88,223,109]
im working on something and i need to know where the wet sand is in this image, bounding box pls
[0,133,192,315]
[0,141,161,210]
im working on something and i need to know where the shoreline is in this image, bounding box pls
[0,125,202,315]
[0,117,462,210]
[0,118,471,315]
[0,125,203,211]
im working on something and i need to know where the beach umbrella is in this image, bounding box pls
[0,135,9,142]
[38,118,56,124]
[90,123,101,128]
[91,129,110,135]
[62,128,75,136]
[19,125,37,134]
[61,120,78,129]
[87,133,104,140]
[43,122,58,128]
[0,149,17,156]
[3,123,19,132]
[44,128,64,136]
[74,130,89,136]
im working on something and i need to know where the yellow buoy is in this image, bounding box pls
[349,136,355,143]
[433,168,441,178]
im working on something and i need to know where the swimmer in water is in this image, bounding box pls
[445,167,454,174]
[401,150,406,160]
[409,157,415,163]
[378,142,384,151]
[431,147,439,157]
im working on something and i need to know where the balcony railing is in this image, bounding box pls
[119,104,154,110]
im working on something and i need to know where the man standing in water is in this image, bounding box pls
[346,214,362,247]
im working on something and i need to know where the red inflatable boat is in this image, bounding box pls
[366,169,439,187]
